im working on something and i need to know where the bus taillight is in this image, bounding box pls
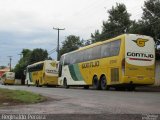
[122,58,125,75]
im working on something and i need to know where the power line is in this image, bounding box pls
[48,48,57,55]
[48,48,57,53]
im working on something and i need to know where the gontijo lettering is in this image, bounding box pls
[127,52,154,58]
[82,61,99,69]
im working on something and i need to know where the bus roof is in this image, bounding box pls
[27,60,57,68]
[62,34,154,57]
[62,34,125,56]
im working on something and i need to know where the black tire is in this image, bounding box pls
[100,76,109,90]
[84,85,89,89]
[26,81,30,87]
[63,79,69,89]
[92,76,101,90]
[38,81,42,87]
[28,83,30,87]
[115,87,126,91]
[127,86,135,91]
[36,81,39,87]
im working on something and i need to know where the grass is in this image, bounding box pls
[0,88,46,106]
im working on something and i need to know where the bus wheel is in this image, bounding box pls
[36,81,39,87]
[127,86,135,91]
[92,76,101,90]
[100,75,109,90]
[27,81,30,87]
[63,79,69,89]
[115,87,125,91]
[84,85,89,89]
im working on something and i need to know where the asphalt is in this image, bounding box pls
[0,85,160,120]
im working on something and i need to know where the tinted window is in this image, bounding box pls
[28,63,44,72]
[63,40,121,65]
[60,55,64,65]
[76,51,84,63]
[70,53,76,64]
[64,54,70,65]
[101,40,121,58]
[110,40,121,56]
[83,48,92,61]
[101,42,111,57]
[92,45,101,59]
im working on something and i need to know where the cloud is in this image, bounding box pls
[0,0,145,67]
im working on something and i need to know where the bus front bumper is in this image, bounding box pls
[4,80,15,84]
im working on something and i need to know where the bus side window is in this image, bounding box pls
[80,51,84,63]
[64,55,70,65]
[110,40,121,56]
[91,45,101,60]
[101,42,110,58]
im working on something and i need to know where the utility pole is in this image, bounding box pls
[53,27,65,61]
[8,56,12,71]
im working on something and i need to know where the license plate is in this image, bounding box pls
[137,76,144,79]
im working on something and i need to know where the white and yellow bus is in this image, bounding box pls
[25,60,59,87]
[58,34,155,90]
[1,72,15,85]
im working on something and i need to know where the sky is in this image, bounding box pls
[0,0,145,68]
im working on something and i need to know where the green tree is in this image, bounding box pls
[91,3,132,43]
[14,49,31,79]
[91,30,101,43]
[0,66,7,69]
[22,49,31,58]
[59,35,83,56]
[28,48,48,64]
[102,3,131,38]
[130,0,160,40]
[142,0,160,41]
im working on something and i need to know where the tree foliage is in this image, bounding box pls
[91,3,132,43]
[130,0,160,42]
[91,30,101,42]
[14,48,49,79]
[59,35,83,56]
[0,66,7,69]
[142,0,160,41]
[28,48,48,65]
[14,49,31,79]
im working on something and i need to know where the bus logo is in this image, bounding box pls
[132,38,148,47]
[50,62,56,67]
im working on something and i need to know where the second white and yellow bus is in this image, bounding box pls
[25,60,59,87]
[58,34,155,90]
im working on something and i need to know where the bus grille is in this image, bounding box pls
[111,68,119,82]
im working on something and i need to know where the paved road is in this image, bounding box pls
[0,85,160,120]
